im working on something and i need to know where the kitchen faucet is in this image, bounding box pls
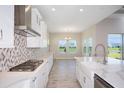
[95,44,107,64]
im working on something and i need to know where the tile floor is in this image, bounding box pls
[47,59,81,88]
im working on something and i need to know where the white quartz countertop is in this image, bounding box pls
[75,57,124,88]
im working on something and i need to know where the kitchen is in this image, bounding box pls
[0,5,124,88]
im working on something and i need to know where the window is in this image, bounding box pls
[58,40,77,53]
[58,40,67,53]
[83,38,92,56]
[108,34,122,60]
[68,40,77,53]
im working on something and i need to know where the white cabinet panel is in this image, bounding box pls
[27,8,42,48]
[76,62,93,88]
[47,55,53,73]
[27,9,49,48]
[40,21,48,48]
[33,74,45,88]
[27,7,49,48]
[0,5,14,48]
[27,37,40,48]
[31,8,42,34]
[8,79,32,88]
[34,56,53,88]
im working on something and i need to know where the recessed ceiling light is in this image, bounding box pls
[80,8,84,12]
[52,8,56,12]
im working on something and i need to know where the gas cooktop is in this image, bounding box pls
[9,60,44,72]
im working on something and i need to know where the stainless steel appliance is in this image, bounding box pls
[94,74,114,88]
[15,5,41,37]
[9,60,44,72]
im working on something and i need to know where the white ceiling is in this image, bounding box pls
[34,5,122,33]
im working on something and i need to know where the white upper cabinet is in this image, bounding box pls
[31,8,42,34]
[0,5,14,48]
[27,7,49,48]
[27,8,42,48]
[40,21,48,48]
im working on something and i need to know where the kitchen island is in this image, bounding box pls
[75,57,124,88]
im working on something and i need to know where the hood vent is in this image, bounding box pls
[15,5,40,37]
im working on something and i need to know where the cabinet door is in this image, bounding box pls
[33,75,44,88]
[76,63,80,80]
[76,63,83,87]
[28,8,42,48]
[42,73,48,88]
[47,57,52,72]
[34,65,47,88]
[0,5,14,48]
[34,62,49,88]
[76,62,93,88]
[8,79,31,88]
[40,65,49,88]
[79,70,93,88]
[83,73,93,88]
[27,37,40,48]
[78,70,85,87]
[40,21,48,48]
[31,8,41,34]
[76,63,81,80]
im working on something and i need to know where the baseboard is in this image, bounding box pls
[55,58,75,60]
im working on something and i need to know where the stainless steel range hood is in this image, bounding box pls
[15,5,41,37]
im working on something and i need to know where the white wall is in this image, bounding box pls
[95,17,124,55]
[49,32,82,59]
[81,15,124,56]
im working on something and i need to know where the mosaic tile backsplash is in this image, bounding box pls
[0,32,48,71]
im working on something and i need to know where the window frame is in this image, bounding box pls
[107,33,123,60]
[58,39,77,54]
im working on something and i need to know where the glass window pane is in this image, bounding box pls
[83,38,92,56]
[58,40,67,53]
[58,39,77,53]
[108,34,122,59]
[88,38,92,56]
[68,40,77,53]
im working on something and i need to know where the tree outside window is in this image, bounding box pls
[58,40,77,53]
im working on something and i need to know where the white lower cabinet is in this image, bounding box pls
[8,55,53,88]
[76,62,93,88]
[33,71,47,88]
[33,73,48,88]
[8,79,32,88]
[47,55,53,72]
[32,55,53,88]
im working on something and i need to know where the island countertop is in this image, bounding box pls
[75,57,124,88]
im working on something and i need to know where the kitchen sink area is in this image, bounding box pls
[75,57,124,88]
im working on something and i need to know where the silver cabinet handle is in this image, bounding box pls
[37,15,38,24]
[33,77,37,82]
[42,72,45,75]
[83,77,86,83]
[0,29,3,39]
